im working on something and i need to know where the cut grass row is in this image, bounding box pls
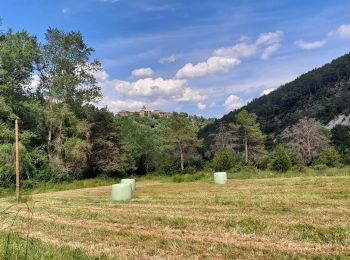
[1,175,349,259]
[1,166,349,198]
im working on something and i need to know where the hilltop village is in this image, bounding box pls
[118,106,173,118]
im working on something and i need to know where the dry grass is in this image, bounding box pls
[1,175,350,259]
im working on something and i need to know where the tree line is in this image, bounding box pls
[0,27,127,187]
[210,110,350,172]
[0,26,349,188]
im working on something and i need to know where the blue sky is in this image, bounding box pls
[2,0,350,117]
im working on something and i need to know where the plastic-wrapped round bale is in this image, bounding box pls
[214,172,227,184]
[111,183,132,201]
[120,178,136,191]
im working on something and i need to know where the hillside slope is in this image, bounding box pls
[201,52,350,144]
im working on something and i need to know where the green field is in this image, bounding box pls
[1,174,350,259]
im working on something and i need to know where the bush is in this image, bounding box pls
[271,145,292,172]
[35,162,71,183]
[182,166,197,175]
[318,147,341,167]
[312,164,327,171]
[343,150,350,165]
[291,164,306,173]
[256,156,270,170]
[212,148,234,172]
[172,172,206,183]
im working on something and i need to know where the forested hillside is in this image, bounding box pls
[0,27,214,187]
[201,52,350,143]
[1,26,350,189]
[0,28,129,186]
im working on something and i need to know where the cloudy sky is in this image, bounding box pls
[2,0,350,117]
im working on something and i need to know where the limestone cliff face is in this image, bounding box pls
[326,114,350,129]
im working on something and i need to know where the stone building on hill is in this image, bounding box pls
[118,106,172,118]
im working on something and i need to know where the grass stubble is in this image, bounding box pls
[0,174,349,259]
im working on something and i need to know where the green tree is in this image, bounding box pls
[231,110,265,163]
[118,116,163,174]
[212,148,234,171]
[271,145,292,172]
[331,125,350,154]
[318,146,341,167]
[36,28,101,162]
[164,113,201,171]
[0,29,39,102]
[84,106,127,177]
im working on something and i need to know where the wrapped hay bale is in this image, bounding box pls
[120,179,136,191]
[111,183,132,201]
[214,172,227,184]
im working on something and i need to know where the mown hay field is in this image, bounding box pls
[1,175,350,259]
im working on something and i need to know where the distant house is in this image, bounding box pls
[139,106,152,117]
[152,109,172,118]
[118,106,172,118]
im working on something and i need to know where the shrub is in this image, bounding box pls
[182,166,197,175]
[256,156,270,170]
[172,172,205,183]
[343,150,350,165]
[318,147,341,167]
[312,164,327,171]
[212,148,234,172]
[35,162,71,183]
[63,137,88,177]
[291,164,306,173]
[271,145,292,172]
[0,144,36,186]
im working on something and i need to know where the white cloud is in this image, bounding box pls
[115,77,187,98]
[224,95,249,111]
[131,67,153,78]
[174,87,207,103]
[99,98,162,113]
[175,56,240,79]
[256,31,283,46]
[213,43,257,58]
[238,35,249,42]
[294,40,326,49]
[94,70,109,81]
[261,43,281,60]
[260,88,276,96]
[96,72,207,112]
[159,54,178,64]
[328,24,350,38]
[175,30,283,79]
[213,31,282,60]
[255,31,283,60]
[62,8,71,14]
[197,102,207,110]
[104,99,145,112]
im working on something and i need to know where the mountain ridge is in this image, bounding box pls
[200,52,350,147]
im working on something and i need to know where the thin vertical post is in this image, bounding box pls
[15,119,20,201]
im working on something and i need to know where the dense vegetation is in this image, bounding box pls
[222,52,350,134]
[1,26,350,190]
[0,26,214,187]
[200,52,350,168]
[0,27,129,187]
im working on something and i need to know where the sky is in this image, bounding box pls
[1,0,350,118]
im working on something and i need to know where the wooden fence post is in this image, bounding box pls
[15,119,20,201]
